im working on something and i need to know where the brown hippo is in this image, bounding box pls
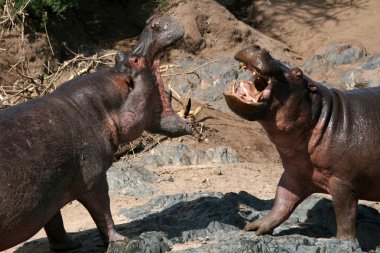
[0,15,190,251]
[224,45,380,241]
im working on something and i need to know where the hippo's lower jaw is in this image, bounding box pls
[145,56,192,137]
[223,68,272,121]
[149,114,192,137]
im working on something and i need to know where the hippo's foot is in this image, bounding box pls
[108,231,126,242]
[49,236,82,251]
[244,216,276,235]
[44,211,82,251]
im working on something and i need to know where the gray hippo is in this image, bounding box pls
[224,45,380,241]
[0,16,190,251]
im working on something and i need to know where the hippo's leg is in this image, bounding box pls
[244,172,311,234]
[44,211,82,251]
[330,178,358,241]
[78,175,125,244]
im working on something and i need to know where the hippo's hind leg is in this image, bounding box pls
[330,178,358,241]
[78,174,125,244]
[44,210,82,251]
[244,171,311,234]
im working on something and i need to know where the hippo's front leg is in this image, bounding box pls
[330,178,358,241]
[44,211,82,251]
[78,174,125,244]
[244,172,311,234]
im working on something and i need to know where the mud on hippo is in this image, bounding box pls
[0,15,190,251]
[224,45,380,242]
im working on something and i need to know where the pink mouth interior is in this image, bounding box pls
[230,67,271,104]
[235,80,263,103]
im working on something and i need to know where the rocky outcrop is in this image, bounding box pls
[106,192,380,252]
[107,144,239,197]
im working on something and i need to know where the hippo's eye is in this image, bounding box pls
[291,67,303,80]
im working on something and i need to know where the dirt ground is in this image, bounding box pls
[3,0,380,252]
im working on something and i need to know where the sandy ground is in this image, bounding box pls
[3,0,380,252]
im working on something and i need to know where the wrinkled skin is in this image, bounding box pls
[0,15,190,251]
[224,45,380,241]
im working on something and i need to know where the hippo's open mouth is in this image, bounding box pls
[223,45,283,120]
[227,66,273,106]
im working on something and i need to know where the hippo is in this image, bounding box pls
[0,15,190,251]
[224,45,380,241]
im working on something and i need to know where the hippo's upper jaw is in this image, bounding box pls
[131,15,185,64]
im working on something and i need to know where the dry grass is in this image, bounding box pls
[0,50,117,108]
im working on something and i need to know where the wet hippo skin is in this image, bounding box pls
[224,45,380,242]
[0,16,190,251]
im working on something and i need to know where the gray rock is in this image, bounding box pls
[304,54,327,74]
[107,161,160,197]
[170,56,250,111]
[209,146,239,164]
[361,53,380,70]
[148,144,239,167]
[107,232,172,253]
[189,150,210,165]
[107,145,238,196]
[149,144,191,166]
[340,62,380,90]
[324,43,366,66]
[119,192,379,252]
[303,43,366,74]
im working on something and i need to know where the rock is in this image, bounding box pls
[207,146,239,164]
[107,161,160,197]
[150,144,192,166]
[172,56,239,108]
[107,232,172,253]
[303,43,366,74]
[340,54,380,90]
[324,43,366,66]
[340,69,369,90]
[119,192,380,252]
[303,54,327,74]
[148,144,239,167]
[169,56,251,111]
[361,53,380,70]
[107,145,238,196]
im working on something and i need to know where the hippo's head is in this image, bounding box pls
[129,15,185,64]
[112,15,190,142]
[224,45,312,121]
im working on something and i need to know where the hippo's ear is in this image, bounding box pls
[115,52,129,72]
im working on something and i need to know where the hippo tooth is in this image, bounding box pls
[256,92,263,102]
[230,80,236,94]
[242,86,249,97]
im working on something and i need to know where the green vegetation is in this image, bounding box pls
[153,0,168,9]
[0,0,78,25]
